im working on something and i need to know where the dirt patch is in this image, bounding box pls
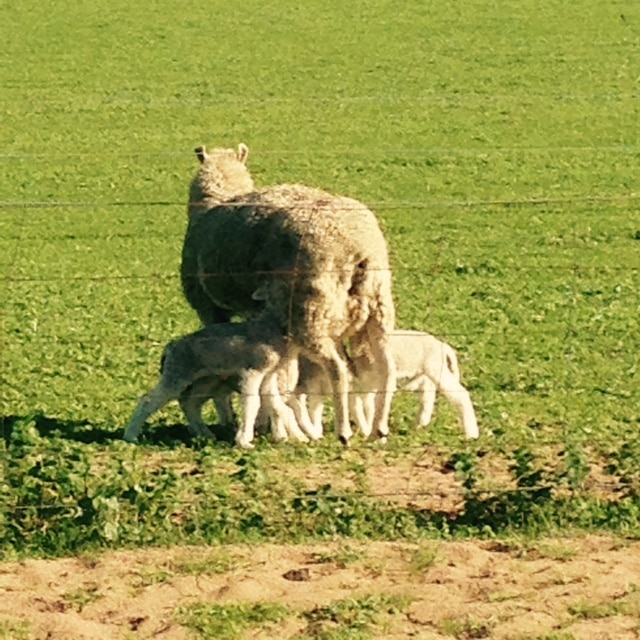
[1,537,639,639]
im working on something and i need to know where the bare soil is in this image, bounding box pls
[1,536,640,639]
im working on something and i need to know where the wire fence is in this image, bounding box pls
[3,161,638,454]
[2,191,640,211]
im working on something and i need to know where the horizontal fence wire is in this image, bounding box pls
[2,193,640,210]
[0,475,631,516]
[3,266,640,283]
[1,145,640,162]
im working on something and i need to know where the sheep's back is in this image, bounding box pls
[389,332,441,379]
[167,322,284,380]
[181,184,395,340]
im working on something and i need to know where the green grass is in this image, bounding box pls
[299,594,411,640]
[175,594,410,640]
[62,582,102,612]
[0,620,30,640]
[175,601,291,640]
[439,615,493,639]
[2,0,640,557]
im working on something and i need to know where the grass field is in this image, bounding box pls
[2,2,640,633]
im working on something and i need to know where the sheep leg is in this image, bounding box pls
[211,388,238,427]
[351,392,373,437]
[235,370,266,449]
[123,383,178,442]
[322,350,353,445]
[178,379,217,439]
[180,397,215,439]
[287,360,325,439]
[254,402,271,435]
[437,372,479,439]
[187,375,239,427]
[287,392,324,440]
[179,376,235,438]
[366,333,396,442]
[263,372,310,443]
[307,392,326,437]
[260,372,287,441]
[271,356,322,442]
[416,377,437,428]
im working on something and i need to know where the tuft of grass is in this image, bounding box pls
[408,541,440,576]
[170,548,238,576]
[0,620,30,640]
[175,601,290,640]
[568,598,630,620]
[530,541,579,562]
[62,583,102,612]
[439,615,493,639]
[301,594,412,640]
[309,544,366,568]
[519,634,577,640]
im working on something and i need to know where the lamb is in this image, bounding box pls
[180,143,397,445]
[290,331,480,440]
[122,314,310,448]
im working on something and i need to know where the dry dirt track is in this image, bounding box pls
[1,537,639,639]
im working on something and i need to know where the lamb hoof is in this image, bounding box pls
[369,430,388,444]
[235,439,255,450]
[338,435,351,447]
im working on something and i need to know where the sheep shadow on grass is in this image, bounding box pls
[2,413,119,446]
[1,413,236,447]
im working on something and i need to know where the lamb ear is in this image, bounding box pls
[237,143,249,164]
[195,146,208,164]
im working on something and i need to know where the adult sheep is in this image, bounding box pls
[180,143,396,444]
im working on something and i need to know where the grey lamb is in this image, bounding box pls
[123,314,309,448]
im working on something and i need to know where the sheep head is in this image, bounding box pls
[188,142,255,214]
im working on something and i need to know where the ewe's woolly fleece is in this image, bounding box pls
[181,146,395,354]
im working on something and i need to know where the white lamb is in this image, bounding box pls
[123,314,309,448]
[289,330,479,440]
[181,143,397,445]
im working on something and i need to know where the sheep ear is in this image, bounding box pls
[195,146,208,164]
[237,143,249,164]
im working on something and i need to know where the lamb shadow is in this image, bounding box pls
[122,420,236,447]
[1,413,118,445]
[1,413,236,448]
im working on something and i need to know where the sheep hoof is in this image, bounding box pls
[338,435,351,447]
[369,431,388,444]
